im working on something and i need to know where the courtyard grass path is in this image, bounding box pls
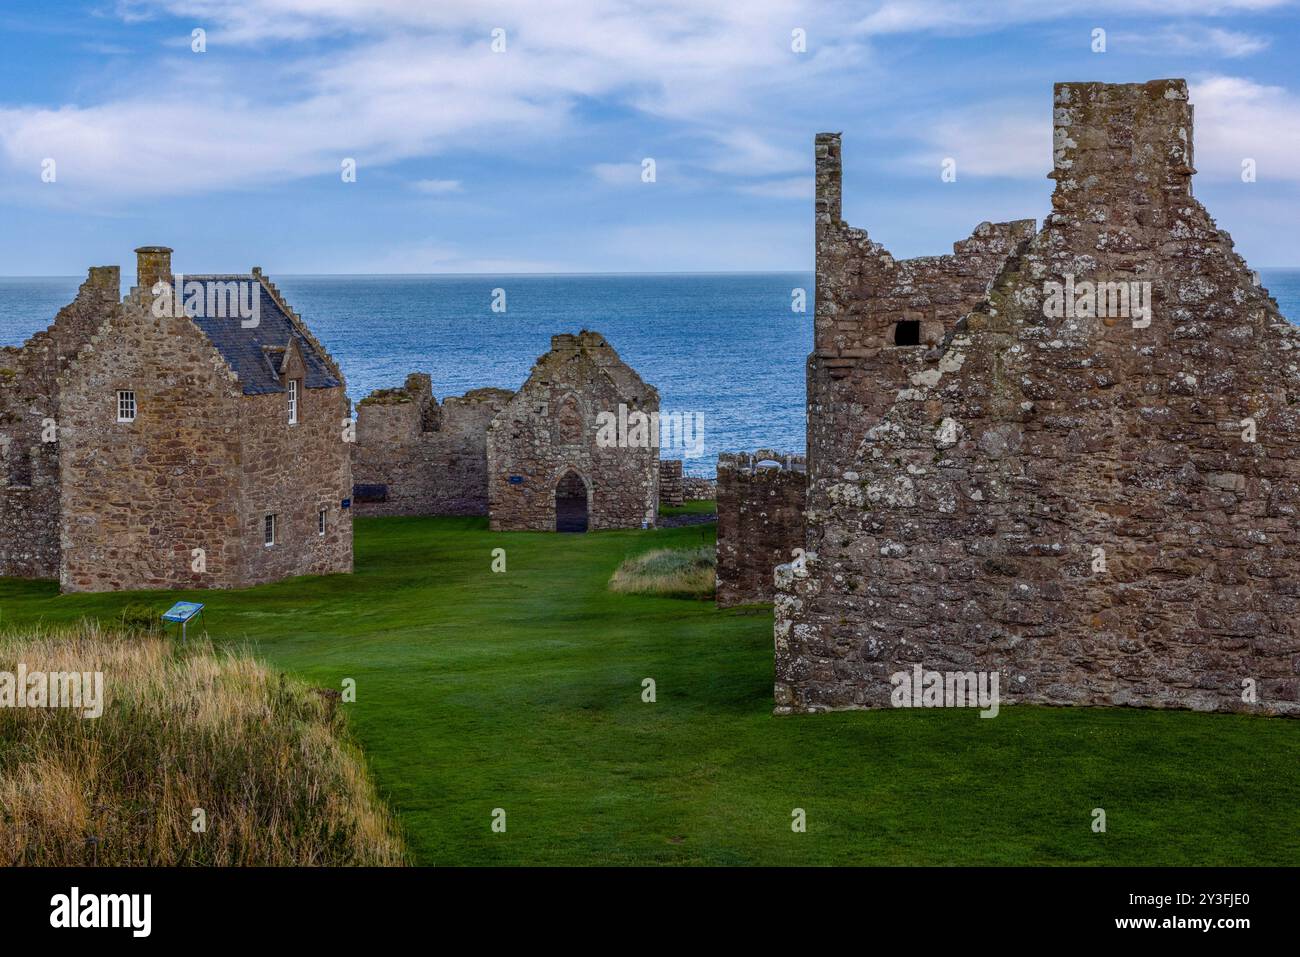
[1,512,1296,865]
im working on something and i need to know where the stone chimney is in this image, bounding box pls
[814,132,842,229]
[134,245,174,293]
[1049,79,1195,211]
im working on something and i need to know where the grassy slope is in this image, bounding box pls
[0,513,1297,865]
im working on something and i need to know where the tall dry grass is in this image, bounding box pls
[0,623,404,866]
[608,545,716,598]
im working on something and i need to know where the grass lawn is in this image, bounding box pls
[1,512,1297,866]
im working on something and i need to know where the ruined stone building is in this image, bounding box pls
[716,451,807,607]
[1,246,353,592]
[488,331,659,531]
[0,267,119,579]
[351,373,512,516]
[776,79,1300,716]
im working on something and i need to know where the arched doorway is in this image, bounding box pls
[555,470,589,532]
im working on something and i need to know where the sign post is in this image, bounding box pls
[161,601,206,643]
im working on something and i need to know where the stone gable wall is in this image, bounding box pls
[487,331,659,531]
[716,450,807,606]
[0,267,119,578]
[352,372,512,516]
[59,295,248,591]
[778,80,1300,717]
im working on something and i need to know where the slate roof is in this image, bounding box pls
[183,276,340,395]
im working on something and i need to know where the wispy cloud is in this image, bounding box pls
[1190,74,1300,181]
[854,0,1294,37]
[1113,24,1271,56]
[736,177,813,199]
[411,178,462,195]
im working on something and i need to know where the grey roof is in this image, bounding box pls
[184,276,340,395]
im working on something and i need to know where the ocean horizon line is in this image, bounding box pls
[4,266,1300,282]
[0,269,816,281]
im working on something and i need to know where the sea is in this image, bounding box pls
[3,270,1298,476]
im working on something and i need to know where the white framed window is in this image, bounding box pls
[287,379,299,425]
[264,513,277,547]
[116,390,137,423]
[318,508,326,536]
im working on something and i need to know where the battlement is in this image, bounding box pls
[718,449,808,476]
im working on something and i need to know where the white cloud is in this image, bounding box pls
[592,162,645,186]
[854,0,1293,36]
[411,179,462,194]
[910,109,1050,178]
[736,177,814,199]
[0,1,859,200]
[1113,24,1270,57]
[1190,75,1300,182]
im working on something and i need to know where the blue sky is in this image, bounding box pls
[1,0,1299,276]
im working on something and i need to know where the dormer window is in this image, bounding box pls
[288,379,300,425]
[117,390,137,423]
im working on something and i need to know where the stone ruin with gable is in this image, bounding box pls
[775,79,1300,717]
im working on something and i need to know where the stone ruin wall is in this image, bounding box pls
[683,476,717,501]
[488,331,659,531]
[716,450,807,607]
[352,372,512,517]
[777,79,1300,717]
[659,459,684,507]
[0,267,120,578]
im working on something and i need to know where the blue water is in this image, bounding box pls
[3,270,1298,476]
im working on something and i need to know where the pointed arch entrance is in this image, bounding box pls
[555,469,590,532]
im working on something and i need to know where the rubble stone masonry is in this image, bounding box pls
[716,450,807,606]
[658,459,684,507]
[777,80,1300,717]
[0,267,120,578]
[58,276,353,591]
[352,372,512,516]
[488,331,659,531]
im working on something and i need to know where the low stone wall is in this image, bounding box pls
[715,450,806,607]
[682,476,716,501]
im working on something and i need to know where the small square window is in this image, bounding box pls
[318,508,326,536]
[288,379,300,425]
[117,390,137,423]
[893,321,920,346]
[264,513,277,547]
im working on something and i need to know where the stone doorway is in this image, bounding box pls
[555,470,589,532]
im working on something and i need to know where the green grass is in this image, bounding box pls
[659,500,717,517]
[0,512,1297,866]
